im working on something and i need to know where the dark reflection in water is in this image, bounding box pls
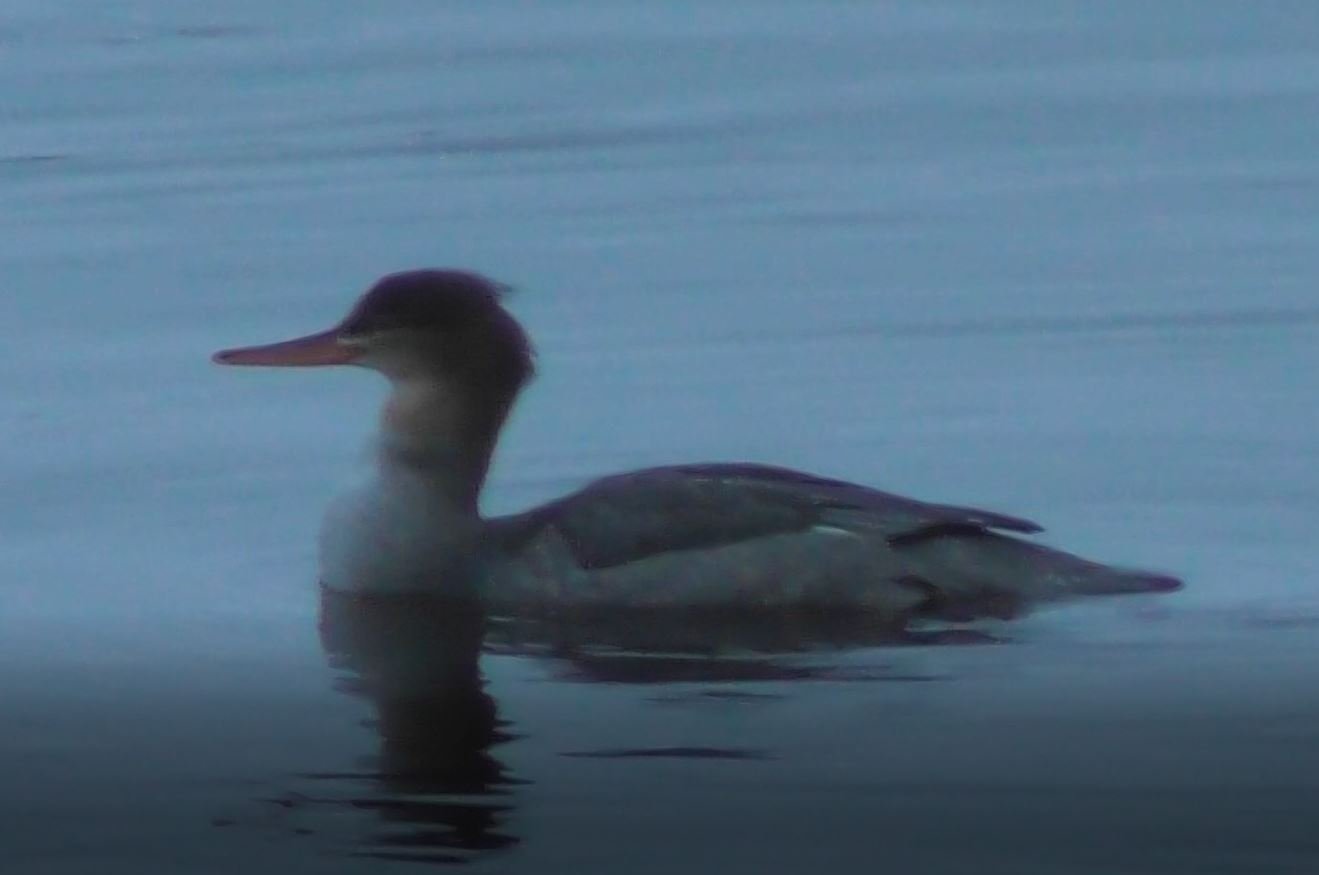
[304,591,996,863]
[486,606,997,685]
[311,592,520,866]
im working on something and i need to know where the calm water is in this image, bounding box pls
[4,3,1319,872]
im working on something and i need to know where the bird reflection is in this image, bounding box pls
[306,587,996,862]
[315,590,520,865]
[485,605,993,685]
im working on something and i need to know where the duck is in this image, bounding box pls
[214,269,1180,620]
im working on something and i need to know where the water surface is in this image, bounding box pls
[4,3,1319,872]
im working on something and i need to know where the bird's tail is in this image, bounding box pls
[1067,565,1183,597]
[895,530,1182,621]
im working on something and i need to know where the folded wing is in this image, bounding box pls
[499,463,1043,570]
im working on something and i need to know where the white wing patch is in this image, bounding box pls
[809,524,861,538]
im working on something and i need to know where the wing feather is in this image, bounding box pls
[494,463,1042,571]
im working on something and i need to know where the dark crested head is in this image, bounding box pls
[340,269,512,338]
[213,268,535,396]
[344,269,535,393]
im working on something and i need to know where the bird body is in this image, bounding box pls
[215,269,1179,621]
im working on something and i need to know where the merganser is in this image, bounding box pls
[214,269,1180,619]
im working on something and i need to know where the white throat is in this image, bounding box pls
[318,375,500,594]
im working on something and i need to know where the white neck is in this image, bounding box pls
[376,375,506,515]
[318,375,510,594]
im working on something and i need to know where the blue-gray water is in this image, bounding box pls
[4,3,1319,872]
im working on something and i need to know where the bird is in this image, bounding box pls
[213,269,1180,622]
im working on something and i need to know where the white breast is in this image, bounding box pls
[318,471,482,595]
